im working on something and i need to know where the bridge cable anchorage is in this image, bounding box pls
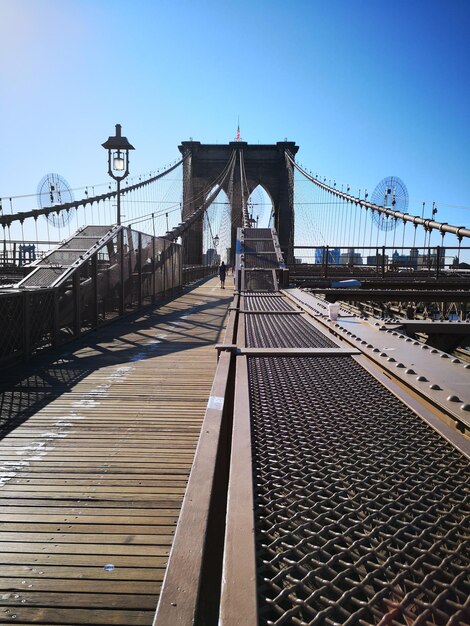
[284,150,470,240]
[163,151,237,241]
[0,155,188,227]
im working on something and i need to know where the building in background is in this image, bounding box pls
[315,247,341,264]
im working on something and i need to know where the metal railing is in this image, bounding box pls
[0,227,186,368]
[182,264,218,284]
[291,245,470,280]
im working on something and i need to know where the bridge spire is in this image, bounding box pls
[235,117,241,141]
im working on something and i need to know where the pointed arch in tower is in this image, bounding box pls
[179,140,298,265]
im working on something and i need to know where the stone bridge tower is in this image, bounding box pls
[178,140,299,265]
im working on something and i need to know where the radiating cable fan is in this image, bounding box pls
[370,176,409,231]
[37,173,75,228]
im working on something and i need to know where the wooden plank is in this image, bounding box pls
[0,564,164,581]
[0,577,161,593]
[0,607,153,625]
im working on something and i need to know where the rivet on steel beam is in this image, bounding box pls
[447,395,461,402]
[460,404,470,411]
[416,376,428,382]
[429,384,441,390]
[396,363,405,368]
[387,357,396,362]
[405,369,416,374]
[452,358,461,364]
[440,354,449,359]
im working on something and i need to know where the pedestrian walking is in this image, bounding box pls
[219,261,226,289]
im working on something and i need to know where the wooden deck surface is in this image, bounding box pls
[0,276,232,625]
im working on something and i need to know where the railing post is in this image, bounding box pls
[23,291,31,361]
[171,243,175,292]
[73,271,81,338]
[52,289,59,348]
[152,235,156,303]
[138,232,143,307]
[92,253,99,327]
[436,245,441,279]
[179,247,182,287]
[119,229,125,316]
[381,246,386,278]
[324,246,329,279]
[163,240,167,295]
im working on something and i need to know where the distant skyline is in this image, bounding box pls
[1,0,469,241]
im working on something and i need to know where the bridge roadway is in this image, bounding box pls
[0,276,232,625]
[0,274,469,625]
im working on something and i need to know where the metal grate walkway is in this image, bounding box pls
[249,354,470,625]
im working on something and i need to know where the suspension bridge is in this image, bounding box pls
[0,134,469,626]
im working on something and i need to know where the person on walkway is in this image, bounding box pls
[219,261,226,289]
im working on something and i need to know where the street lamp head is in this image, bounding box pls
[102,124,135,226]
[113,154,125,171]
[213,234,220,248]
[102,123,135,181]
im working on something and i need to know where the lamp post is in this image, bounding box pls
[102,124,135,226]
[213,234,219,265]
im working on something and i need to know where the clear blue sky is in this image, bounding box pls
[1,0,469,237]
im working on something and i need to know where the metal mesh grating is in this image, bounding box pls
[0,294,23,358]
[246,315,337,348]
[61,237,99,250]
[80,225,112,237]
[244,270,276,292]
[29,291,55,352]
[40,250,83,265]
[20,267,66,287]
[248,355,470,626]
[245,240,276,253]
[245,296,296,312]
[245,254,279,269]
[245,228,273,239]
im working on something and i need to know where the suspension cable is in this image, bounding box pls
[285,151,470,241]
[0,156,187,227]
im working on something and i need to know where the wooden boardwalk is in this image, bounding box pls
[0,276,232,625]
